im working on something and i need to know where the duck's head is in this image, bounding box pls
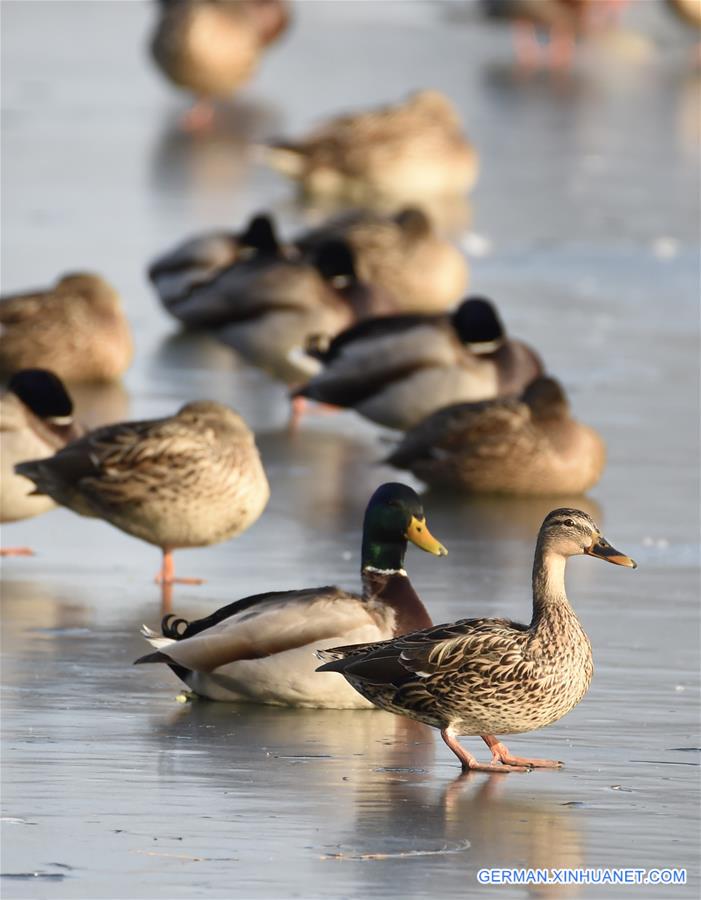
[361,482,447,573]
[522,376,569,420]
[539,508,636,568]
[8,369,74,424]
[314,239,358,290]
[238,213,281,259]
[451,296,505,353]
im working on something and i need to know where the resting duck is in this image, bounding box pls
[296,207,469,314]
[262,90,478,202]
[317,508,636,772]
[151,0,290,131]
[135,482,448,708]
[0,273,133,383]
[14,401,269,585]
[386,376,605,495]
[1,370,83,555]
[293,296,543,430]
[148,213,288,316]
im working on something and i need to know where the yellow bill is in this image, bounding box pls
[405,515,448,557]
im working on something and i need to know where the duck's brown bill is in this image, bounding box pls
[406,515,448,557]
[586,538,637,569]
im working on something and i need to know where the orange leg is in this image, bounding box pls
[154,549,204,586]
[180,98,216,133]
[547,27,576,71]
[0,547,34,557]
[482,734,563,769]
[288,395,306,433]
[441,729,530,774]
[513,21,542,71]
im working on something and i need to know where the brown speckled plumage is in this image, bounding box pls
[14,401,269,554]
[318,508,636,772]
[387,376,606,495]
[0,274,132,383]
[264,91,478,202]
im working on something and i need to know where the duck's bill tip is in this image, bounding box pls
[406,516,448,557]
[586,541,637,569]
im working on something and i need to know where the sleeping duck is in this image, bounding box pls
[295,207,469,314]
[148,213,288,317]
[14,401,269,585]
[1,369,83,555]
[135,482,448,708]
[262,90,478,202]
[386,376,606,495]
[0,274,133,383]
[151,0,290,131]
[293,296,543,430]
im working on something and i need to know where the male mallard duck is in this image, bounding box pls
[14,401,269,584]
[386,376,605,495]
[1,369,83,555]
[148,213,288,314]
[296,207,469,314]
[262,90,478,202]
[0,274,133,383]
[151,0,290,130]
[317,508,636,772]
[293,297,543,430]
[135,483,448,707]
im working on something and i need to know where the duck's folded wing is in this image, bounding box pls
[311,314,441,363]
[139,587,376,672]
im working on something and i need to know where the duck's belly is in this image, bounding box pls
[185,644,378,709]
[0,432,56,523]
[357,365,498,431]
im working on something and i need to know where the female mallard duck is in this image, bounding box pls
[14,401,269,584]
[148,213,288,315]
[293,297,543,430]
[317,508,636,772]
[151,0,290,131]
[135,483,448,708]
[1,369,83,555]
[0,274,133,383]
[263,90,478,202]
[296,207,469,314]
[386,376,605,495]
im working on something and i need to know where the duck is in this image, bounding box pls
[386,376,605,495]
[134,482,448,708]
[0,273,133,383]
[14,401,269,584]
[151,0,290,131]
[148,213,289,320]
[295,207,469,314]
[261,90,478,202]
[293,296,543,430]
[317,508,636,773]
[1,369,83,555]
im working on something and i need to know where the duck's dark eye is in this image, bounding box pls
[564,519,575,527]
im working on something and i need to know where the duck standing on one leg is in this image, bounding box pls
[135,483,447,708]
[14,401,269,588]
[317,509,636,773]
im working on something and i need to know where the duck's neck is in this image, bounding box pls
[360,538,432,636]
[530,541,570,627]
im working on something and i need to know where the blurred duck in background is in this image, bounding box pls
[482,0,629,70]
[135,483,447,707]
[296,207,469,314]
[293,297,543,431]
[386,376,606,496]
[1,370,83,556]
[0,274,133,384]
[151,0,290,131]
[261,90,478,204]
[665,0,701,63]
[14,401,269,588]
